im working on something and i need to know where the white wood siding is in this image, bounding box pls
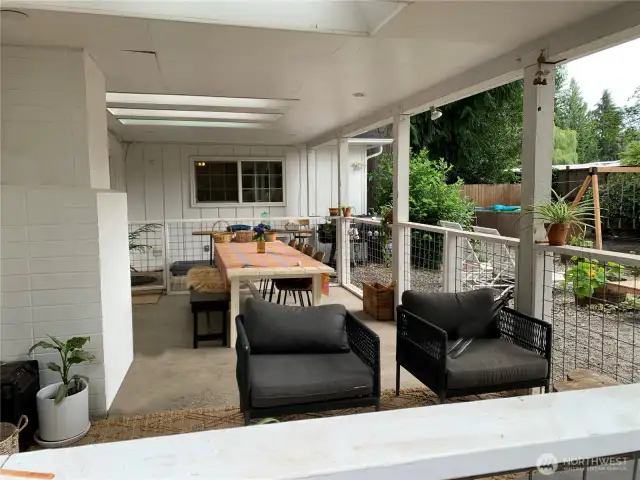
[119,142,368,221]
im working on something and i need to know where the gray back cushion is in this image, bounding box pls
[242,298,350,353]
[401,289,496,339]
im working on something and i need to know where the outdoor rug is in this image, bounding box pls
[131,293,161,305]
[78,388,506,446]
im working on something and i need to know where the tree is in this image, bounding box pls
[368,149,475,227]
[593,89,623,161]
[555,78,599,164]
[410,81,523,184]
[553,126,578,164]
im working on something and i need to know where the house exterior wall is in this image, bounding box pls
[120,143,368,221]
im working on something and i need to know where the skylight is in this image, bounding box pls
[118,119,268,128]
[106,93,296,109]
[108,108,281,121]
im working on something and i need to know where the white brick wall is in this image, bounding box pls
[1,46,109,189]
[0,185,108,415]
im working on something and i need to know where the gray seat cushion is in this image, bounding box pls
[170,260,212,276]
[446,338,548,389]
[243,297,349,354]
[402,289,495,339]
[249,352,374,408]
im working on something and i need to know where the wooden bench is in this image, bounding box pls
[190,291,230,349]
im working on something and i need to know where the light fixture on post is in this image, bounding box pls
[430,106,442,121]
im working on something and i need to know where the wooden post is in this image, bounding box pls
[592,171,603,250]
[571,174,592,206]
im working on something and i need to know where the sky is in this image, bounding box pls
[565,37,640,109]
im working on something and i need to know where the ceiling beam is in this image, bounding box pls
[307,1,640,149]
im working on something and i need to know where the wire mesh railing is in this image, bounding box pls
[452,230,518,298]
[540,244,640,385]
[128,221,166,291]
[403,226,445,294]
[344,218,393,296]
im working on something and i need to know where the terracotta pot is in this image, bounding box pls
[328,208,340,217]
[385,212,393,225]
[342,207,352,217]
[547,223,569,246]
[265,232,277,242]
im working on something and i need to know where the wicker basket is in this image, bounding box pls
[211,220,233,243]
[233,230,255,243]
[0,415,28,455]
[363,282,395,321]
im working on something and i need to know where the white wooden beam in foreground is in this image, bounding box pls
[307,2,640,148]
[4,385,640,479]
[392,113,410,307]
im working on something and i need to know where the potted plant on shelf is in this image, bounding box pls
[527,190,593,246]
[341,205,354,217]
[29,336,95,445]
[328,207,340,217]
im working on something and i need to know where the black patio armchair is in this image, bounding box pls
[236,298,380,425]
[396,289,552,403]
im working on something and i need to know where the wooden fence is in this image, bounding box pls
[459,184,521,207]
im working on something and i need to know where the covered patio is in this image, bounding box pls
[110,287,427,416]
[2,1,640,478]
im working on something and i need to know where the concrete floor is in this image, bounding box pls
[109,286,422,416]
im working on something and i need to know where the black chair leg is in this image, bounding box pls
[298,291,305,306]
[395,363,401,395]
[306,290,311,305]
[269,282,276,302]
[193,312,198,349]
[277,289,282,304]
[375,400,380,412]
[283,290,287,305]
[438,393,446,404]
[244,411,250,426]
[544,382,550,394]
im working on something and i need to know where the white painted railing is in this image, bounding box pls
[5,384,639,479]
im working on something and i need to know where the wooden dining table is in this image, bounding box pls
[214,241,334,347]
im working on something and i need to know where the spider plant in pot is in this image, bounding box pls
[29,336,95,443]
[527,190,594,246]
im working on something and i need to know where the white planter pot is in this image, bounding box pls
[36,380,90,442]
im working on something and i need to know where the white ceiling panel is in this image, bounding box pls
[0,2,627,145]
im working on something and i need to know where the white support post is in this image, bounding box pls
[443,230,462,293]
[517,62,555,317]
[336,138,349,286]
[307,149,317,217]
[392,114,410,309]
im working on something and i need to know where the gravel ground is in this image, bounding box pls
[350,262,640,385]
[350,264,443,293]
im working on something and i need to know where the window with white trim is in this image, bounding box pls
[192,158,285,205]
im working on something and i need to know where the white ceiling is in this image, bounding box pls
[0,1,622,145]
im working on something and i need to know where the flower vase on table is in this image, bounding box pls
[253,224,268,254]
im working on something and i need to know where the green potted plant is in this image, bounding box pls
[29,336,95,444]
[379,203,393,226]
[129,223,162,286]
[341,205,354,217]
[562,260,606,305]
[527,190,593,246]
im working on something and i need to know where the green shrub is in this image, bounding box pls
[369,149,475,227]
